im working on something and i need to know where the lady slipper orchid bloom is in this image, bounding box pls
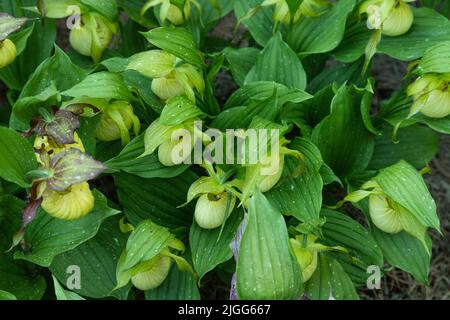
[69,12,118,63]
[141,0,199,25]
[407,73,450,118]
[360,0,415,36]
[131,255,172,291]
[127,50,205,102]
[290,235,321,282]
[330,179,430,253]
[242,0,331,27]
[41,182,95,220]
[32,125,105,220]
[0,39,17,69]
[34,132,85,157]
[95,100,140,145]
[194,192,236,229]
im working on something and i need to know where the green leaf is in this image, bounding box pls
[224,81,312,110]
[145,254,200,300]
[418,41,450,74]
[372,160,440,231]
[287,0,356,54]
[223,47,259,87]
[116,0,158,27]
[52,276,85,300]
[236,191,303,300]
[12,46,87,128]
[115,171,197,229]
[106,134,189,179]
[371,226,431,285]
[282,85,334,129]
[141,27,204,69]
[160,96,206,126]
[311,85,374,177]
[62,72,135,102]
[115,220,177,289]
[266,138,323,225]
[0,126,37,187]
[50,216,130,299]
[79,0,118,21]
[190,210,242,280]
[334,8,450,62]
[321,209,383,286]
[0,290,17,300]
[245,32,307,90]
[0,195,47,300]
[14,190,119,267]
[368,125,439,170]
[234,0,273,47]
[305,255,359,300]
[0,13,28,41]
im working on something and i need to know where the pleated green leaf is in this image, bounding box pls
[115,171,197,229]
[311,85,374,177]
[371,226,431,285]
[334,8,450,62]
[141,27,204,69]
[373,160,440,231]
[234,0,273,47]
[245,32,307,90]
[223,47,259,87]
[224,81,312,110]
[236,191,303,300]
[0,127,37,187]
[288,0,356,54]
[321,209,383,286]
[0,195,47,300]
[116,220,176,288]
[62,72,135,102]
[419,41,450,74]
[14,190,119,267]
[369,125,439,170]
[12,46,87,128]
[50,216,130,299]
[266,138,323,225]
[79,0,118,21]
[190,210,242,280]
[305,255,359,300]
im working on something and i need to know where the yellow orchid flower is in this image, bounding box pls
[290,235,320,282]
[0,39,17,69]
[360,0,415,36]
[127,50,205,102]
[41,182,94,220]
[69,12,118,63]
[407,73,450,118]
[95,100,140,145]
[131,255,172,291]
[141,0,200,25]
[34,132,85,158]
